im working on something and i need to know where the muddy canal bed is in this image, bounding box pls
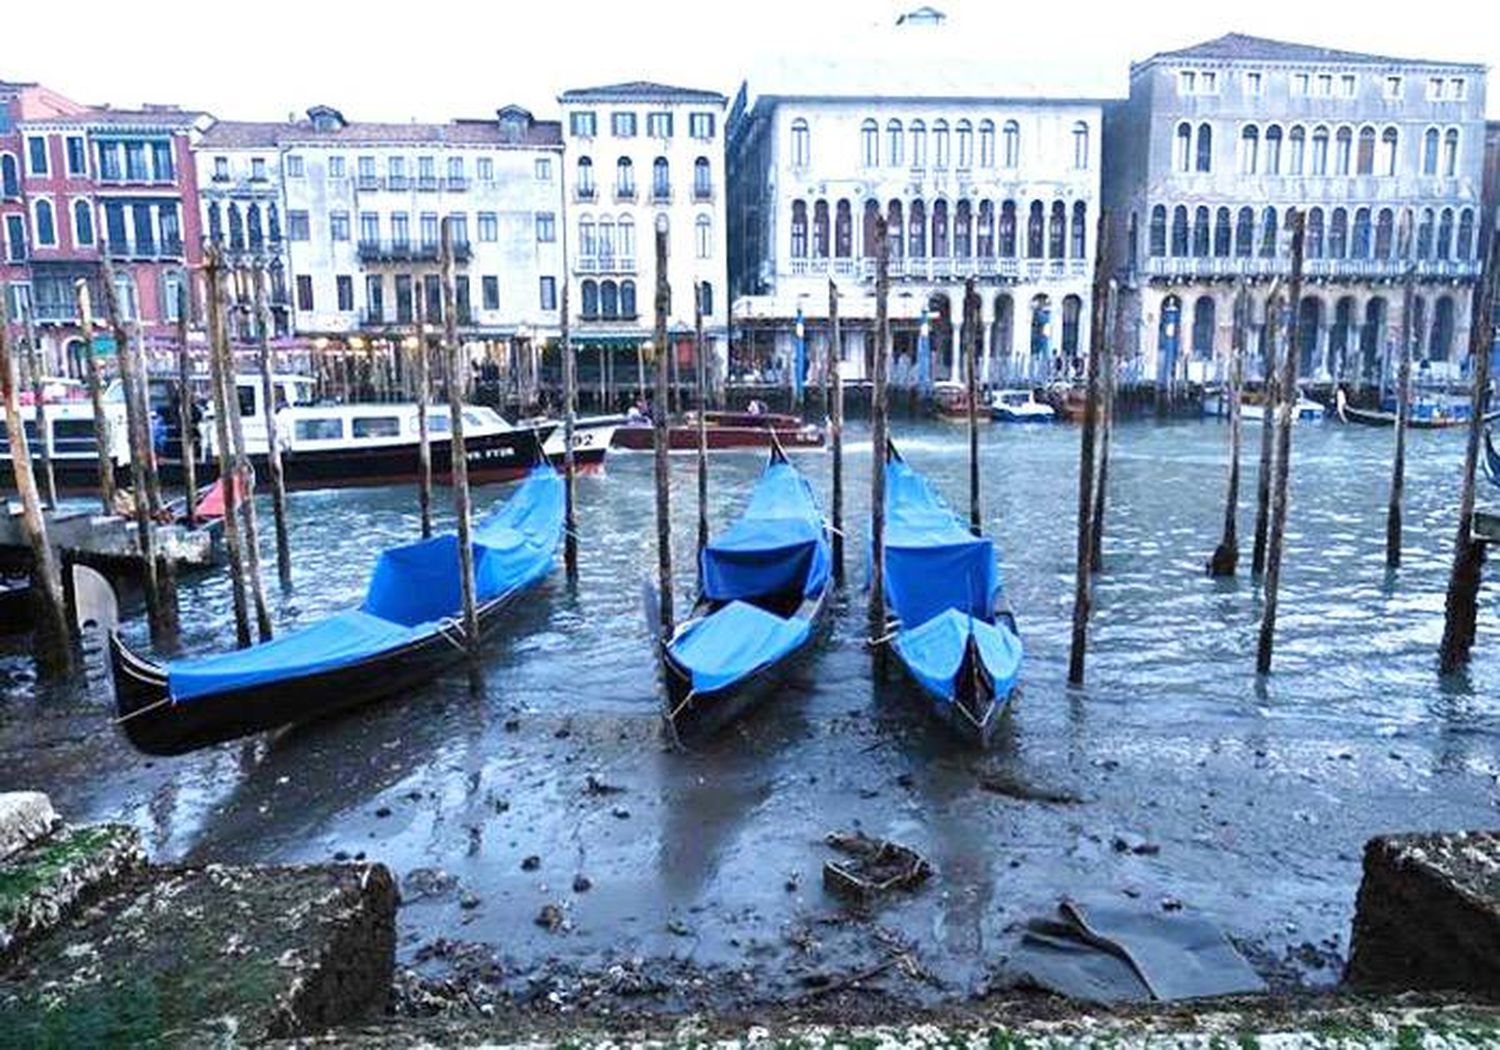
[3,419,1499,1016]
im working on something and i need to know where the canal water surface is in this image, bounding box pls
[3,417,1498,1008]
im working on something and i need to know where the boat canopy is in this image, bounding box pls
[670,600,812,693]
[883,458,1000,630]
[894,608,1022,703]
[169,466,562,701]
[700,461,830,603]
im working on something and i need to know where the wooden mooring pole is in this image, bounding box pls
[868,217,891,652]
[74,279,117,514]
[1208,279,1248,576]
[1387,219,1418,569]
[1090,279,1118,574]
[175,283,199,527]
[0,288,73,675]
[1438,229,1500,672]
[20,300,58,509]
[1251,278,1283,577]
[1067,216,1109,687]
[414,291,433,540]
[652,216,674,639]
[253,261,292,589]
[441,218,480,680]
[828,279,845,585]
[203,250,252,648]
[562,281,579,581]
[694,282,708,566]
[1256,209,1307,675]
[222,272,272,644]
[964,276,981,536]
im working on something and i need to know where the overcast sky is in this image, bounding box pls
[7,0,1496,122]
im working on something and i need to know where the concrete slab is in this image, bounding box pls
[0,823,144,962]
[0,792,59,862]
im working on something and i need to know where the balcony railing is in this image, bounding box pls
[102,237,184,260]
[616,186,636,201]
[1140,255,1482,281]
[692,185,713,202]
[30,303,78,322]
[357,239,471,263]
[651,186,672,203]
[575,186,597,202]
[574,256,637,275]
[418,176,439,192]
[356,176,381,191]
[387,175,409,191]
[581,311,641,322]
[360,308,388,326]
[445,177,468,192]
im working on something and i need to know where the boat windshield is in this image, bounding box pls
[1000,392,1027,406]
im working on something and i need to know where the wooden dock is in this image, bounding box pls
[0,504,220,577]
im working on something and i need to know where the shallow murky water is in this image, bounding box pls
[3,416,1498,1003]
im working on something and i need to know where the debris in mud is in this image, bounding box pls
[535,903,565,931]
[978,771,1083,805]
[459,892,481,911]
[822,831,932,902]
[520,855,541,872]
[1111,834,1160,856]
[572,874,592,893]
[402,868,458,901]
[666,919,692,937]
[584,775,625,796]
[611,807,631,820]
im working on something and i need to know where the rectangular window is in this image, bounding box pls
[1428,77,1445,100]
[612,112,637,137]
[295,418,344,442]
[352,416,400,439]
[539,276,556,312]
[1449,77,1466,100]
[336,275,354,311]
[1340,74,1356,98]
[132,205,155,254]
[1245,71,1262,95]
[329,211,350,241]
[1385,76,1403,100]
[534,157,551,180]
[214,156,229,180]
[424,274,441,321]
[418,155,436,189]
[329,156,346,178]
[251,157,267,181]
[391,212,409,246]
[690,112,715,139]
[478,212,498,241]
[159,203,180,252]
[477,157,493,181]
[569,111,597,138]
[455,276,471,323]
[446,156,466,188]
[4,215,25,261]
[1177,71,1195,95]
[447,213,468,246]
[395,274,413,323]
[1316,74,1332,96]
[26,136,48,175]
[482,275,499,310]
[365,275,384,321]
[1292,73,1309,95]
[357,155,376,188]
[1200,71,1216,93]
[66,137,86,176]
[535,211,555,242]
[386,156,407,189]
[359,211,379,244]
[123,142,148,180]
[151,142,174,181]
[286,154,304,177]
[288,210,310,240]
[647,111,673,138]
[420,212,439,247]
[295,274,314,310]
[104,202,127,247]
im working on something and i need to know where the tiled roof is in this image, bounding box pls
[559,81,726,104]
[1144,33,1479,69]
[45,106,207,128]
[199,115,562,149]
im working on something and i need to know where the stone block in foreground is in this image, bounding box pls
[0,793,60,862]
[0,862,398,1043]
[1345,830,1500,995]
[0,822,145,962]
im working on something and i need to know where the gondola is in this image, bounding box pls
[881,443,1023,747]
[1484,428,1500,487]
[660,442,833,742]
[73,465,564,756]
[1335,389,1498,430]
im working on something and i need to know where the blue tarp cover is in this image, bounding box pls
[893,608,1022,703]
[883,458,1000,630]
[670,600,813,693]
[700,461,830,603]
[169,466,563,701]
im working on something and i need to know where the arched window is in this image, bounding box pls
[999,200,1016,256]
[600,279,619,319]
[619,215,635,261]
[1196,123,1213,173]
[863,199,881,256]
[1026,201,1045,257]
[1192,205,1210,257]
[1334,126,1353,175]
[1442,128,1459,177]
[1422,128,1439,175]
[1417,208,1434,258]
[696,214,713,259]
[1072,121,1089,169]
[954,200,972,257]
[207,201,222,242]
[861,119,879,167]
[652,157,670,199]
[1148,204,1167,258]
[1375,208,1394,258]
[933,120,950,168]
[1264,125,1282,174]
[791,118,810,168]
[0,154,18,197]
[1306,207,1324,259]
[576,156,594,196]
[977,200,994,256]
[228,202,244,250]
[1234,206,1253,258]
[1071,201,1087,258]
[1171,205,1189,257]
[579,217,596,259]
[1048,201,1065,258]
[598,216,616,265]
[33,198,55,246]
[1287,125,1306,174]
[621,279,637,318]
[1192,296,1216,356]
[695,282,710,317]
[931,199,949,257]
[1381,127,1399,176]
[956,120,973,168]
[835,199,852,258]
[790,200,807,258]
[1239,125,1259,174]
[1175,122,1192,173]
[1329,207,1348,258]
[886,200,903,258]
[1352,207,1371,259]
[908,198,926,257]
[247,203,263,248]
[581,279,599,317]
[72,199,94,246]
[268,204,281,243]
[978,120,995,167]
[909,120,927,167]
[1457,208,1475,260]
[1260,207,1277,258]
[886,120,904,167]
[1002,120,1020,167]
[616,157,634,197]
[812,200,829,258]
[1061,295,1082,355]
[1436,207,1453,259]
[1214,207,1231,257]
[1311,126,1329,175]
[1356,126,1376,175]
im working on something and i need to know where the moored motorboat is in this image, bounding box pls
[1202,390,1325,423]
[880,444,1022,747]
[75,465,564,755]
[931,380,979,421]
[660,444,832,742]
[988,388,1056,423]
[612,411,824,452]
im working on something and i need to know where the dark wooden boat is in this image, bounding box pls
[1336,392,1498,430]
[660,444,833,743]
[0,575,31,634]
[74,468,564,756]
[613,412,824,452]
[1483,428,1500,487]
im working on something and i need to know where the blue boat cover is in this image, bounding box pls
[169,466,563,701]
[669,600,813,693]
[699,461,830,603]
[893,608,1022,703]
